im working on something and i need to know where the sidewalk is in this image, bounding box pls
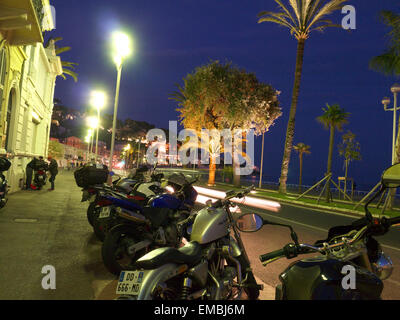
[0,170,115,300]
[0,169,275,300]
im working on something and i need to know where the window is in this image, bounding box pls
[4,90,13,152]
[0,47,6,109]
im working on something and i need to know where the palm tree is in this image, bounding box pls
[338,131,361,196]
[317,103,350,201]
[370,11,400,76]
[258,0,349,194]
[293,142,311,193]
[45,37,78,82]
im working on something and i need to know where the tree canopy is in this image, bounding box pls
[171,61,282,135]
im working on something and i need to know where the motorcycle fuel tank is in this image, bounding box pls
[190,207,229,244]
[150,194,182,210]
[279,257,383,300]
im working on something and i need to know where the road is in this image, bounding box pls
[237,202,400,300]
[0,170,399,299]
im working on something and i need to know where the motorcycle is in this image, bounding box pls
[82,165,159,226]
[115,186,262,300]
[33,168,47,190]
[91,171,167,241]
[0,157,11,209]
[236,163,400,300]
[100,173,198,275]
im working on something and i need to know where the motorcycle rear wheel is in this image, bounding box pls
[87,203,97,226]
[102,226,148,275]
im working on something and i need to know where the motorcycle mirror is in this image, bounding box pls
[382,163,400,188]
[236,213,264,233]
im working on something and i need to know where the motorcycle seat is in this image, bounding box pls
[134,241,202,269]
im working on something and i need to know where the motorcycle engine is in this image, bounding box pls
[164,224,179,246]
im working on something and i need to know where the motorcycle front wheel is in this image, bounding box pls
[102,225,149,275]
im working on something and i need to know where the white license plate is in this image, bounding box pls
[89,194,96,203]
[116,271,147,295]
[99,206,111,218]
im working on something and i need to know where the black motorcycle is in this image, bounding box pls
[236,163,400,300]
[0,157,11,209]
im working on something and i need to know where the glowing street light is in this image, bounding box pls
[109,31,133,173]
[90,90,107,162]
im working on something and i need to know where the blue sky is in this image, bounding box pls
[51,0,399,190]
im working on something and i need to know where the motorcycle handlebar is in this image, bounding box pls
[259,249,286,263]
[387,216,400,226]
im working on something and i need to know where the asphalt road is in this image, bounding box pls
[0,170,399,300]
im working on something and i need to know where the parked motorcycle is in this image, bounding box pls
[81,165,158,226]
[91,171,167,241]
[33,160,48,190]
[236,163,400,300]
[115,186,262,300]
[0,157,11,209]
[100,173,199,275]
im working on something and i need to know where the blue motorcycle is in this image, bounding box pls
[99,173,198,275]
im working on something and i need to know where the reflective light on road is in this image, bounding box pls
[194,186,281,213]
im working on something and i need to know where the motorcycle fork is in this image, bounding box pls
[360,251,373,272]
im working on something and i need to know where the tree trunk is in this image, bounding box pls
[233,156,240,187]
[279,39,306,194]
[344,159,349,197]
[299,153,303,193]
[208,156,216,186]
[326,125,335,202]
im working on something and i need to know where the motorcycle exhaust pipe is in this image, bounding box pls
[117,208,150,225]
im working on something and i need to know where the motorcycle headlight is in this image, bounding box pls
[372,251,393,280]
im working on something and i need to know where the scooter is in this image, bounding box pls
[236,163,400,300]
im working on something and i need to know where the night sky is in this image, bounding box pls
[50,0,399,190]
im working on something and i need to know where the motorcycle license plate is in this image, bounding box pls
[89,194,96,203]
[99,207,111,218]
[116,271,147,295]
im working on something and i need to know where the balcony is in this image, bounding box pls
[0,0,53,45]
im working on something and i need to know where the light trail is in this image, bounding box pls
[194,186,281,213]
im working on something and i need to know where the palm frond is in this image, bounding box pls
[370,50,400,76]
[62,69,78,82]
[55,46,71,55]
[307,0,349,32]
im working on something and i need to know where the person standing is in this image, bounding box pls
[26,157,38,190]
[47,156,58,191]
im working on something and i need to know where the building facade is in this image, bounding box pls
[0,0,61,192]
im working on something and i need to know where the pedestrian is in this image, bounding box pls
[47,156,58,191]
[26,157,38,190]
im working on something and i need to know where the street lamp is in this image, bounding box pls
[87,118,98,161]
[86,129,93,162]
[90,90,107,162]
[382,83,400,165]
[109,31,133,171]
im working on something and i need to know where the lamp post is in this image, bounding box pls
[382,83,400,165]
[109,31,133,172]
[87,117,99,162]
[90,91,107,162]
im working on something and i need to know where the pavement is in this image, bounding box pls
[0,170,275,300]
